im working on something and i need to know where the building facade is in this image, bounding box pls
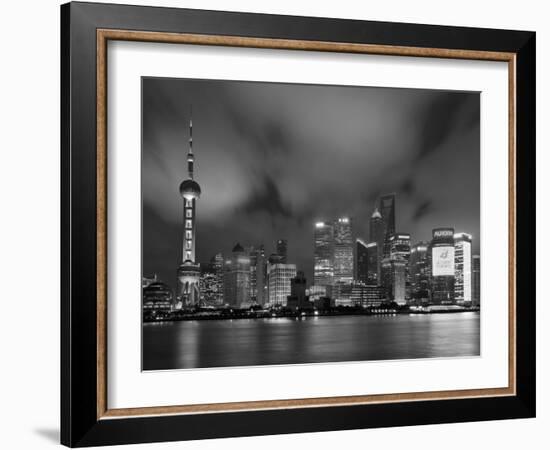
[454,233,473,304]
[369,207,385,282]
[143,281,173,317]
[210,253,224,305]
[199,266,220,306]
[223,243,251,307]
[276,239,287,264]
[267,263,297,306]
[430,228,456,304]
[333,217,354,283]
[356,239,369,284]
[381,257,407,305]
[472,254,481,306]
[410,242,430,304]
[314,221,334,288]
[287,271,313,310]
[350,283,385,307]
[378,194,396,258]
[247,245,266,305]
[389,233,411,300]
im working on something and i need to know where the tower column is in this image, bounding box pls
[177,109,202,308]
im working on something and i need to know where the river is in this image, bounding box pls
[142,312,480,370]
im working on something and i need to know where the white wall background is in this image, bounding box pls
[0,1,546,449]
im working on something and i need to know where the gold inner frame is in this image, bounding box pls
[96,29,517,420]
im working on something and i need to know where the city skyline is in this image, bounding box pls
[142,77,480,289]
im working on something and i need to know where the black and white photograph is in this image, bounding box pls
[141,77,481,371]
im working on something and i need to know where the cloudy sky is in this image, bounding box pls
[142,77,480,287]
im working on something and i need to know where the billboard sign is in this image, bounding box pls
[432,246,455,276]
[433,228,454,239]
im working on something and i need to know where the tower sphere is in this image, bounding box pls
[179,179,201,199]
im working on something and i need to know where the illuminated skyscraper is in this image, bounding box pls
[143,280,174,317]
[454,233,473,304]
[177,110,202,306]
[389,233,411,300]
[314,221,334,287]
[381,257,407,305]
[223,243,251,307]
[366,242,379,285]
[378,194,396,258]
[369,207,384,281]
[356,239,369,284]
[410,242,430,304]
[356,239,378,285]
[430,228,455,304]
[247,245,266,305]
[267,263,297,306]
[199,264,220,305]
[276,239,287,264]
[333,217,354,283]
[472,255,481,306]
[211,253,224,304]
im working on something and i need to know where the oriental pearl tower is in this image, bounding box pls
[177,109,202,307]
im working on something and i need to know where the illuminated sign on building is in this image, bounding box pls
[433,229,454,239]
[432,246,455,276]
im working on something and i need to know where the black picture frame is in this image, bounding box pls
[61,1,536,447]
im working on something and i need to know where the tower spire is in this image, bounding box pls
[187,105,194,180]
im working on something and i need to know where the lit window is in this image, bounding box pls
[186,252,191,260]
[186,230,192,239]
[186,220,192,229]
[186,240,192,249]
[186,199,193,207]
[186,209,192,218]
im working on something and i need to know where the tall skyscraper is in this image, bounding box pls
[356,239,378,285]
[314,221,334,287]
[286,271,313,310]
[454,233,473,304]
[177,111,202,306]
[472,255,481,306]
[247,245,266,305]
[369,207,384,281]
[381,257,407,305]
[430,228,455,304]
[223,243,251,307]
[333,217,354,283]
[389,233,411,300]
[276,239,288,264]
[199,264,219,305]
[211,253,224,305]
[378,194,396,258]
[356,239,369,284]
[366,242,379,285]
[410,242,430,304]
[267,263,297,306]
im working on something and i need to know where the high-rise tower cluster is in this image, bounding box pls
[312,194,480,307]
[147,111,479,313]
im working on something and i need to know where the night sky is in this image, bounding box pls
[142,77,480,288]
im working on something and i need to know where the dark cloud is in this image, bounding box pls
[142,78,480,287]
[240,175,292,219]
[399,178,415,196]
[414,92,474,161]
[412,200,435,221]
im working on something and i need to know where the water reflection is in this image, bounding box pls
[143,312,480,371]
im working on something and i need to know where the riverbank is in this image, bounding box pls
[143,305,480,323]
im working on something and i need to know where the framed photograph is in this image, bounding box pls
[61,2,536,447]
